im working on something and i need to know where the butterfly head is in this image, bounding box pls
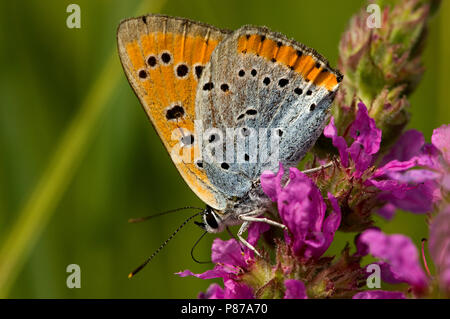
[195,206,226,233]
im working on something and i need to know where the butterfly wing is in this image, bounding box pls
[117,14,231,210]
[196,26,342,198]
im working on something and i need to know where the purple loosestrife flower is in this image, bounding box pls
[259,164,366,298]
[357,229,429,296]
[178,164,365,299]
[177,237,256,299]
[177,222,271,299]
[330,0,441,154]
[261,163,341,261]
[352,123,450,298]
[375,129,442,218]
[323,102,439,227]
[376,124,450,218]
[324,102,381,178]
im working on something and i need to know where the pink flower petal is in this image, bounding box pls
[198,283,225,299]
[284,279,307,299]
[324,117,349,167]
[429,205,450,293]
[381,130,425,165]
[223,279,254,299]
[432,124,450,164]
[359,229,428,292]
[245,221,270,259]
[211,238,247,268]
[348,103,381,173]
[353,290,406,299]
[261,162,284,202]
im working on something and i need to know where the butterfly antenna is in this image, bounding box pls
[190,230,211,264]
[128,211,203,278]
[128,206,203,223]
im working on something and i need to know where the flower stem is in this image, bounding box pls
[421,238,432,277]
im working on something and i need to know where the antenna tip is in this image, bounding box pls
[128,272,134,279]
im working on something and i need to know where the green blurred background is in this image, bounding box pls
[0,0,448,298]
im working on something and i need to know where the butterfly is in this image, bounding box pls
[117,14,342,269]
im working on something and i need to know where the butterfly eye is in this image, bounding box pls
[204,210,219,229]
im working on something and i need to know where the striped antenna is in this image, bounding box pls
[128,206,203,223]
[128,210,204,278]
[190,230,210,264]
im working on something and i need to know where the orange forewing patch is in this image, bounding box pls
[121,27,226,209]
[236,35,339,91]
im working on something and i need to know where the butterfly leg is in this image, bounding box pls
[301,162,333,174]
[237,221,261,257]
[239,214,287,231]
[236,213,288,257]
